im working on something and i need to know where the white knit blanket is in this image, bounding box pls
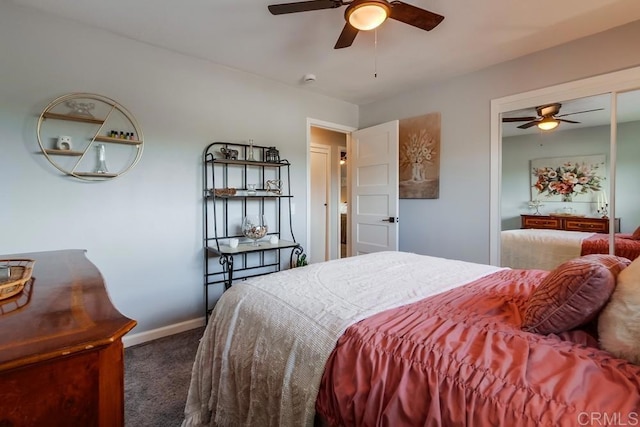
[501,229,595,270]
[182,251,503,427]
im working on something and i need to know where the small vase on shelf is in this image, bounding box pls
[95,144,109,174]
[247,139,255,161]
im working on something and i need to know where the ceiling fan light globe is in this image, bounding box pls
[537,118,559,131]
[346,1,390,31]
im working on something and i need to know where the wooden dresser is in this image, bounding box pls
[521,214,620,234]
[0,250,136,427]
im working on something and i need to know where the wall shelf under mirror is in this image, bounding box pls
[491,66,640,268]
[36,93,144,181]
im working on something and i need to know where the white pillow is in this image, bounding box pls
[598,256,640,363]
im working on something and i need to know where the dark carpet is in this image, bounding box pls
[125,326,205,427]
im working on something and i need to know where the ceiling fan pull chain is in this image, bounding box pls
[374,29,378,78]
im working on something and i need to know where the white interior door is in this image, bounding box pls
[310,144,330,263]
[350,120,399,255]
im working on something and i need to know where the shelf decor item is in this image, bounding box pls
[266,179,282,195]
[266,146,280,163]
[242,215,268,246]
[56,136,73,151]
[94,144,109,174]
[0,259,35,301]
[248,139,255,161]
[219,147,238,160]
[65,100,95,118]
[212,188,237,197]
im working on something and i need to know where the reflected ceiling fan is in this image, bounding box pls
[502,103,604,131]
[267,0,444,49]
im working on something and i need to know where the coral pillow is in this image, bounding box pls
[522,254,631,335]
[631,226,640,240]
[598,255,640,363]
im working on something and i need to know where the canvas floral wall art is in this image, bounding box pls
[530,155,606,202]
[399,112,441,199]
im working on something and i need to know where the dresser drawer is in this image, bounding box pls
[565,218,608,233]
[521,215,563,229]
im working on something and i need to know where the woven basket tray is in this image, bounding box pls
[0,259,35,300]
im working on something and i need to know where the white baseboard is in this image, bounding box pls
[123,317,206,348]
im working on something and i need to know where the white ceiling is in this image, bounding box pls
[10,0,640,105]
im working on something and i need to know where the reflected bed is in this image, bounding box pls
[501,228,640,270]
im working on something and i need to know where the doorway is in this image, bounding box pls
[309,126,349,263]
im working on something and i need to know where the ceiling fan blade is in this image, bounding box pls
[388,1,444,31]
[517,121,540,129]
[555,108,604,118]
[334,23,359,49]
[502,116,537,123]
[558,118,580,124]
[268,0,342,15]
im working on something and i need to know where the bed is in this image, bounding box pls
[501,228,640,270]
[182,251,640,427]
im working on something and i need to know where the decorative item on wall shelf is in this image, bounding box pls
[94,144,109,174]
[248,139,255,161]
[219,147,239,160]
[65,100,95,118]
[266,179,282,195]
[242,215,268,246]
[212,188,237,197]
[37,92,143,181]
[530,155,606,202]
[56,136,73,151]
[266,146,280,163]
[399,112,441,199]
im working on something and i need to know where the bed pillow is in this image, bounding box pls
[598,255,640,363]
[631,226,640,240]
[522,254,631,335]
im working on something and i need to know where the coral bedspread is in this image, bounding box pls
[582,233,640,261]
[182,252,502,427]
[316,269,640,426]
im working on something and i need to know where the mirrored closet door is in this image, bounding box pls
[490,65,640,267]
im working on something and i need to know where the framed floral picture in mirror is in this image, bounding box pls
[530,154,607,202]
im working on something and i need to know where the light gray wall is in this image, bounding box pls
[0,2,358,333]
[360,21,640,264]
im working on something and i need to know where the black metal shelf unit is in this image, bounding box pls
[203,142,303,316]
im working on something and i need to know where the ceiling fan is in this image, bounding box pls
[267,0,444,49]
[502,103,604,131]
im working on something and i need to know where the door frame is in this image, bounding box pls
[307,118,357,261]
